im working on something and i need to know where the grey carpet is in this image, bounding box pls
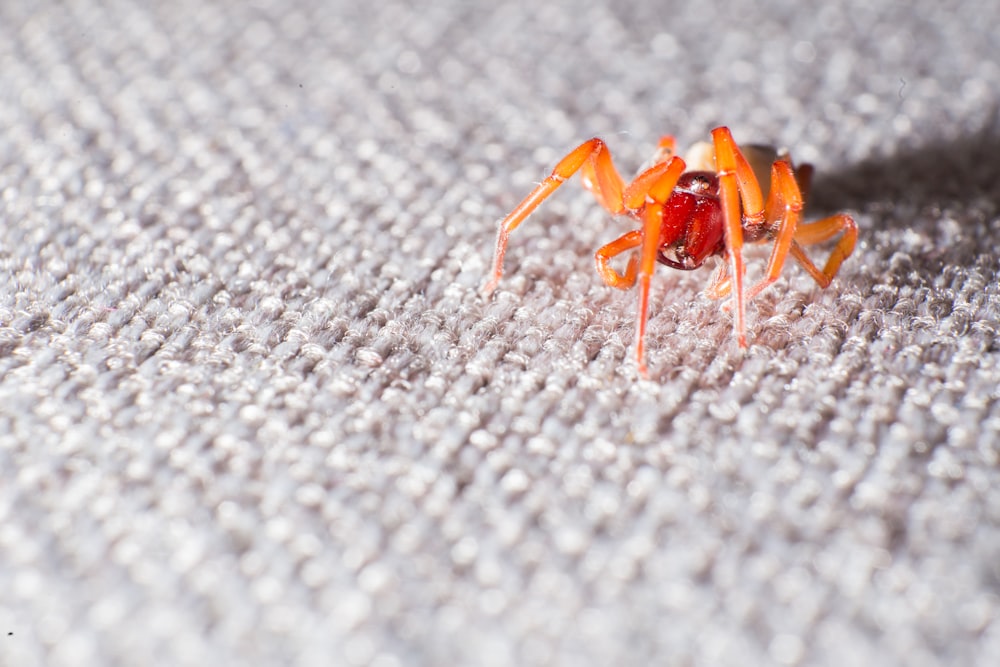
[2,1,999,665]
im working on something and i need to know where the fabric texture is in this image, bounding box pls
[1,1,999,665]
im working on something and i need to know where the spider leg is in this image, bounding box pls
[708,153,797,304]
[657,135,677,157]
[594,153,689,293]
[703,262,733,300]
[626,156,687,377]
[647,135,677,167]
[595,230,641,289]
[622,157,687,209]
[484,138,626,294]
[706,214,857,298]
[788,213,858,287]
[711,127,766,348]
[707,154,855,300]
[742,160,803,301]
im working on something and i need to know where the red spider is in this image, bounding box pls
[483,127,857,377]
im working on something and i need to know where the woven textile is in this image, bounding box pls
[1,1,999,665]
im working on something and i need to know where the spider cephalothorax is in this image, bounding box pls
[483,127,857,377]
[654,171,726,271]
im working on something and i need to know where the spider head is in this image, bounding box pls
[656,172,726,271]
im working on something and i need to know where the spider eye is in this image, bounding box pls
[690,175,710,192]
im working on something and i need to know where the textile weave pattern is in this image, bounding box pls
[1,1,999,665]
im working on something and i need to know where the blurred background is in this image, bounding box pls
[1,1,998,665]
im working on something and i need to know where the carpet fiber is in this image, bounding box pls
[1,1,999,665]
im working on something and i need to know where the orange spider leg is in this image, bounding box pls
[595,230,641,289]
[712,127,766,348]
[788,213,858,287]
[706,197,856,298]
[580,145,627,214]
[622,157,686,210]
[630,156,686,377]
[706,154,793,305]
[720,134,766,227]
[743,160,803,301]
[484,139,625,294]
[703,262,732,300]
[650,135,677,165]
[568,140,683,312]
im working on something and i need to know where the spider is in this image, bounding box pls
[482,126,857,377]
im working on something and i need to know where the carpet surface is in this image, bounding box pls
[2,1,999,665]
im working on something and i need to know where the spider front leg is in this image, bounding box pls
[711,127,766,348]
[742,159,804,301]
[483,138,626,294]
[593,157,687,376]
[624,156,687,377]
[706,159,856,301]
[704,158,803,305]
